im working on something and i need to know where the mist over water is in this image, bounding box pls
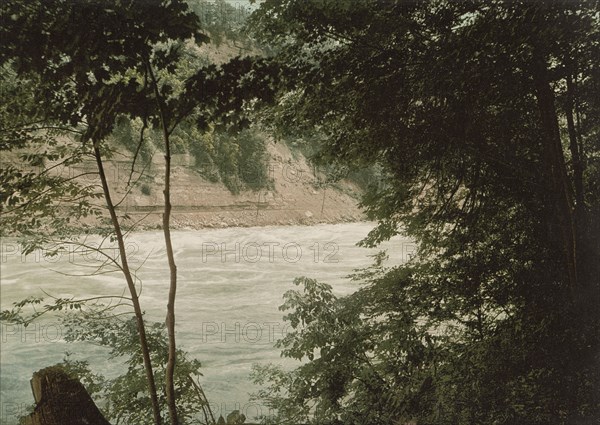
[0,222,411,423]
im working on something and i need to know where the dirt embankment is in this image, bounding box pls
[2,40,364,231]
[99,140,365,230]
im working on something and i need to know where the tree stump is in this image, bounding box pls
[22,366,111,425]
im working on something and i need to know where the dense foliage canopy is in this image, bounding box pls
[248,1,600,424]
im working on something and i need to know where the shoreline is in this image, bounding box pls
[145,209,367,231]
[0,213,370,238]
[111,201,367,232]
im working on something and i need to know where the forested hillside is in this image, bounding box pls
[0,0,366,232]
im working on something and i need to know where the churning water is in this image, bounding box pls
[0,222,412,423]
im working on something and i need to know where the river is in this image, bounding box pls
[0,222,412,423]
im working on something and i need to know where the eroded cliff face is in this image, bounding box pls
[102,39,365,229]
[1,39,364,232]
[1,134,364,234]
[81,139,364,230]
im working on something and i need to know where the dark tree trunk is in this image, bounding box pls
[22,367,111,425]
[565,74,584,211]
[531,54,579,295]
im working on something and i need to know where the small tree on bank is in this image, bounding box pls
[1,1,204,423]
[1,1,279,422]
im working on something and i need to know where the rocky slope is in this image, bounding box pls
[102,139,365,230]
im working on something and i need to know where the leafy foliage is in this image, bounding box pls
[11,305,208,424]
[0,0,210,255]
[57,310,208,425]
[248,1,600,424]
[187,0,253,48]
[1,2,281,423]
[0,64,102,248]
[215,128,272,193]
[1,296,211,424]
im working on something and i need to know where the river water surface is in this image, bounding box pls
[0,222,411,423]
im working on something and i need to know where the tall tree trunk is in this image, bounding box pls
[147,63,179,425]
[531,54,578,295]
[564,72,590,293]
[93,141,163,425]
[565,73,584,212]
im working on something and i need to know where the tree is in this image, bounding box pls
[1,1,280,422]
[1,1,204,423]
[248,1,600,423]
[58,311,212,425]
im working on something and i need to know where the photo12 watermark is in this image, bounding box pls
[1,241,140,265]
[207,401,277,423]
[199,321,289,344]
[199,241,340,264]
[1,322,63,344]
